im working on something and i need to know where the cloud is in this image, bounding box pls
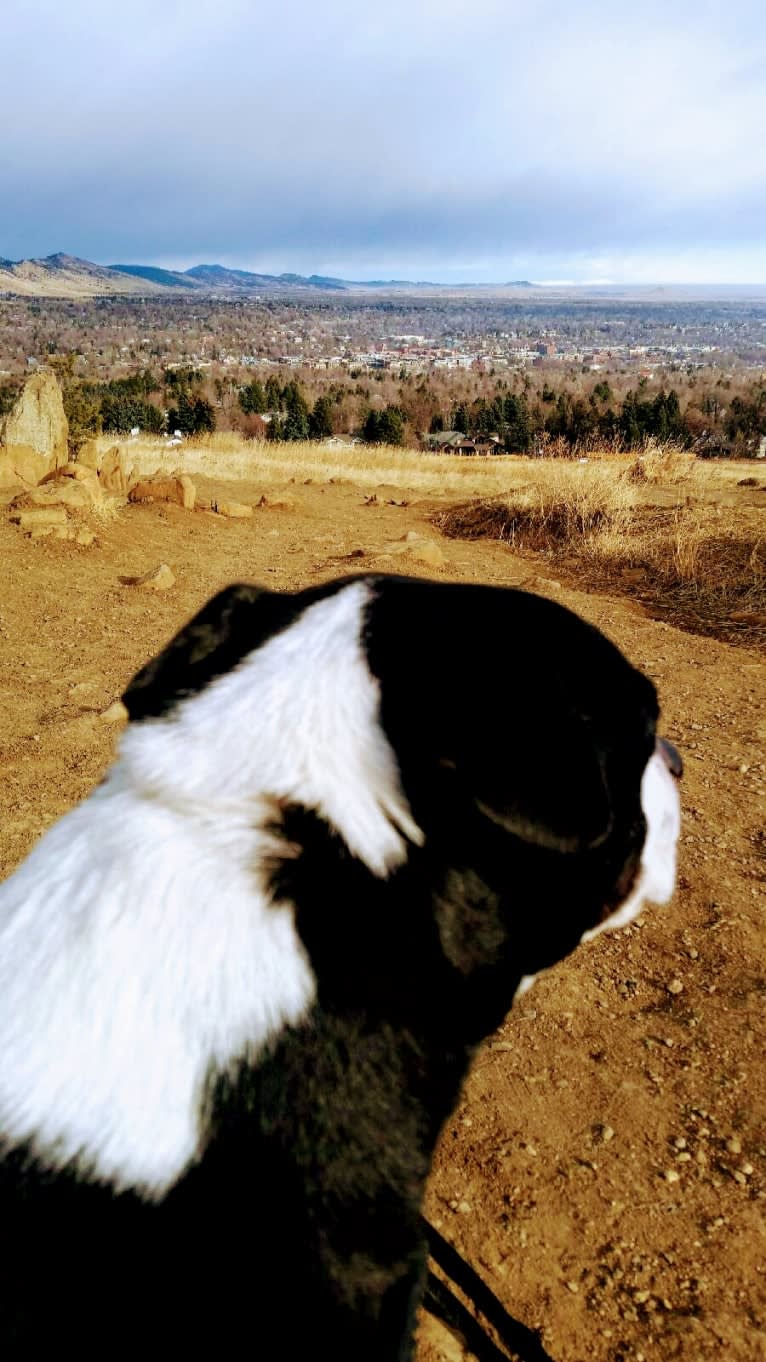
[1,0,765,280]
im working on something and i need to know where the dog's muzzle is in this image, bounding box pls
[656,737,683,780]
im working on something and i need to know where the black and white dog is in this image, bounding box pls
[0,574,680,1358]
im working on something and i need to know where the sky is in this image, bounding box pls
[1,0,765,284]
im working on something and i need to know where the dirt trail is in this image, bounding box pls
[0,476,763,1362]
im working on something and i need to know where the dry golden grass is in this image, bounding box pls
[625,438,697,485]
[588,504,764,600]
[103,434,529,496]
[438,486,764,619]
[436,463,637,550]
[97,433,753,504]
[94,434,763,627]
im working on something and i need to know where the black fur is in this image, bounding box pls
[0,575,670,1358]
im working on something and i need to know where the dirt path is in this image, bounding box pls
[0,476,764,1361]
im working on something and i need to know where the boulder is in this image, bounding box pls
[76,440,102,471]
[128,474,196,510]
[100,700,129,724]
[383,534,446,568]
[403,539,446,568]
[99,446,133,494]
[42,461,100,486]
[119,563,175,591]
[26,524,96,545]
[12,476,103,510]
[10,506,69,530]
[0,443,56,489]
[0,370,68,475]
[213,500,253,518]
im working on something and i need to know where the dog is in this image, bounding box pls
[0,574,680,1358]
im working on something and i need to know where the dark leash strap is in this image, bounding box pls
[422,1218,556,1362]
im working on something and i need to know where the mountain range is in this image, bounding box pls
[0,253,539,299]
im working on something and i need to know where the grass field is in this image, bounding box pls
[102,434,764,639]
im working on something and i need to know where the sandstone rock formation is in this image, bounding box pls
[128,474,196,510]
[212,500,253,517]
[12,474,104,511]
[98,446,133,494]
[0,370,69,487]
[9,506,68,531]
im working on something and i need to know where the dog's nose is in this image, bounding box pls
[656,737,683,779]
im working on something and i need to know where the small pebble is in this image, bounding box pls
[667,979,684,995]
[664,1169,680,1183]
[566,1281,579,1294]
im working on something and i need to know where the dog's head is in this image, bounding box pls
[122,574,680,1030]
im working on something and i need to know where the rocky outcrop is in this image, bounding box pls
[0,444,53,489]
[11,470,104,511]
[98,445,133,494]
[0,370,69,486]
[128,474,196,510]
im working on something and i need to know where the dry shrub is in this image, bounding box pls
[587,502,765,604]
[625,438,696,485]
[435,463,636,551]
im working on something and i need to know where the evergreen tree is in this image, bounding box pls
[239,379,267,415]
[281,382,310,440]
[308,394,334,439]
[265,375,283,411]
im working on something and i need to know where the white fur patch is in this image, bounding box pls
[119,579,423,879]
[580,750,680,943]
[0,581,421,1198]
[514,751,681,1003]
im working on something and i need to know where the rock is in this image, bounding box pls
[256,494,294,511]
[75,529,96,546]
[13,476,103,510]
[178,474,196,510]
[416,1313,465,1362]
[0,369,68,474]
[76,440,102,471]
[0,443,56,489]
[214,500,253,518]
[11,506,69,530]
[128,474,196,510]
[42,461,99,486]
[99,446,132,494]
[100,700,129,724]
[119,563,175,591]
[403,539,446,567]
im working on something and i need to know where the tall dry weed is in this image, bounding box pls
[625,438,696,485]
[436,463,637,550]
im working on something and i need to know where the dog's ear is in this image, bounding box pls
[123,584,301,721]
[365,578,657,855]
[440,690,614,853]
